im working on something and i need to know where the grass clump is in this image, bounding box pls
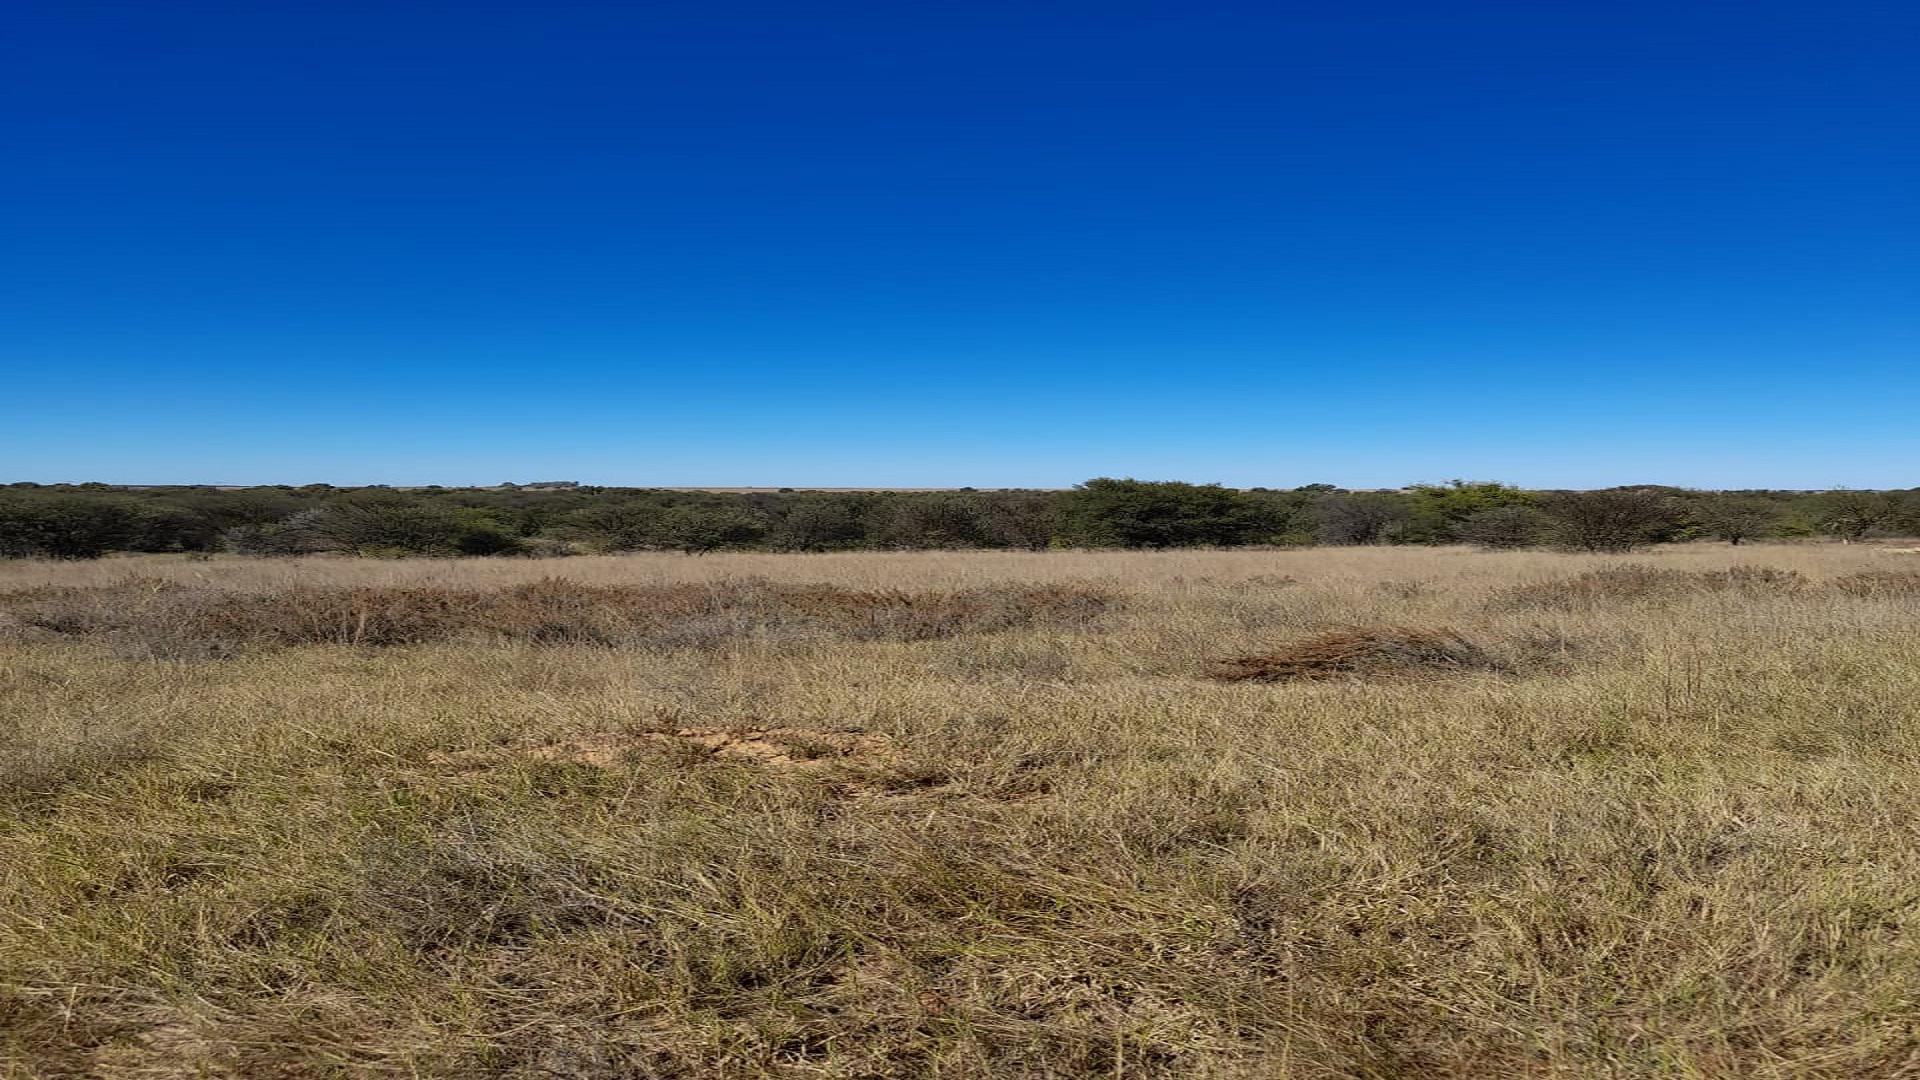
[1831,569,1920,598]
[1498,563,1808,609]
[1209,625,1504,682]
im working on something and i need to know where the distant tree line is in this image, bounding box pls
[1,479,1916,559]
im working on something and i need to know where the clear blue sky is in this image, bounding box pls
[4,2,1915,489]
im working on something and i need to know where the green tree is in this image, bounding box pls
[0,495,143,559]
[1401,481,1536,544]
[1058,479,1274,548]
[1813,490,1898,542]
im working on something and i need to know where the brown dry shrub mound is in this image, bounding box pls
[0,577,1120,656]
[1210,626,1505,683]
[1830,570,1920,598]
[1696,565,1809,593]
[1498,564,1807,610]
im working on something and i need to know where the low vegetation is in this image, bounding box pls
[1494,563,1811,609]
[1208,626,1507,682]
[4,543,1920,1076]
[5,479,1919,559]
[0,578,1118,656]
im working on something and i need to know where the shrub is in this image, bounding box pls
[221,518,329,556]
[556,501,662,552]
[1402,482,1537,544]
[0,495,144,559]
[978,491,1060,550]
[772,497,873,551]
[1309,492,1412,545]
[879,494,990,549]
[1209,626,1503,682]
[301,498,478,556]
[1457,506,1547,550]
[652,505,769,554]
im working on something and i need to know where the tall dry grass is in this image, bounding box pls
[3,543,1920,1077]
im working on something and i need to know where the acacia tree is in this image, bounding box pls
[1059,479,1274,548]
[1540,489,1684,552]
[1814,490,1898,542]
[1692,495,1783,545]
[1309,492,1412,545]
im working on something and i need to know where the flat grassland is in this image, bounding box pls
[4,544,1920,1077]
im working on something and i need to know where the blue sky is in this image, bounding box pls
[4,1,1915,489]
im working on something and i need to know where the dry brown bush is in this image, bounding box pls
[1209,625,1504,682]
[1696,564,1809,593]
[1831,569,1920,598]
[1499,563,1808,609]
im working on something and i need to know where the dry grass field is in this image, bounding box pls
[4,544,1920,1077]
